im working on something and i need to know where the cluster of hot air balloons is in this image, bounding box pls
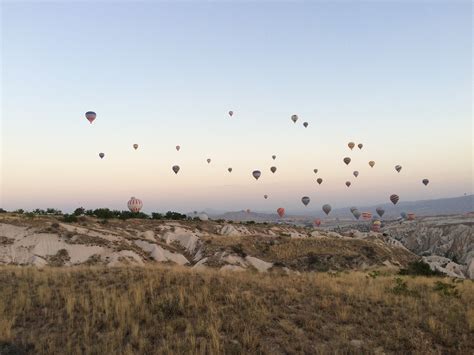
[86,110,431,220]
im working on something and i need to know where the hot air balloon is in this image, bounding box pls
[314,219,321,227]
[400,212,407,219]
[207,158,211,164]
[348,142,355,150]
[317,178,323,185]
[99,152,105,159]
[372,220,381,232]
[277,208,285,218]
[350,207,358,213]
[357,143,363,150]
[345,181,351,187]
[291,114,298,123]
[422,179,429,186]
[175,145,180,151]
[395,165,402,173]
[127,197,143,213]
[301,196,310,206]
[133,144,139,150]
[228,167,232,173]
[264,194,268,199]
[228,110,234,117]
[270,166,277,174]
[352,210,361,220]
[369,161,375,168]
[322,204,331,215]
[303,122,308,128]
[353,171,359,178]
[199,213,209,221]
[272,155,276,160]
[85,111,96,124]
[390,194,399,205]
[376,207,385,218]
[313,169,318,174]
[252,170,261,180]
[246,209,251,213]
[407,213,416,220]
[362,212,372,220]
[343,157,351,165]
[172,165,180,174]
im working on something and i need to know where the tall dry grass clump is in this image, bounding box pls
[0,266,472,354]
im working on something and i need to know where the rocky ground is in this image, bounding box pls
[0,213,472,278]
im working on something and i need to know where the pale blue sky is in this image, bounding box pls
[1,1,472,213]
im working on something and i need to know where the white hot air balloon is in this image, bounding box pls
[127,197,143,213]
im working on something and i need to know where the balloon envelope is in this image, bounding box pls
[376,207,385,217]
[343,157,351,165]
[99,153,104,159]
[85,111,96,124]
[345,181,351,187]
[264,194,268,199]
[357,143,363,149]
[172,165,180,174]
[127,197,143,213]
[207,158,211,163]
[277,208,285,218]
[353,171,359,178]
[369,161,375,168]
[133,144,138,150]
[252,170,261,180]
[313,169,318,174]
[175,145,180,151]
[352,210,361,220]
[395,165,402,173]
[422,179,429,186]
[270,166,277,174]
[348,142,355,150]
[322,204,331,215]
[303,122,308,128]
[390,194,400,205]
[228,168,232,173]
[314,219,321,227]
[228,111,233,117]
[301,196,310,206]
[272,155,276,160]
[317,178,323,185]
[291,114,298,123]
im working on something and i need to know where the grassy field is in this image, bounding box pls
[0,266,472,354]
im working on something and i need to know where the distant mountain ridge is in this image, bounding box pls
[207,195,473,221]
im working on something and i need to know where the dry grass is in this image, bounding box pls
[0,266,472,354]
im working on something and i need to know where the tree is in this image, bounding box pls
[73,207,85,216]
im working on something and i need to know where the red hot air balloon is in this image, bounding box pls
[85,111,96,124]
[390,194,399,205]
[407,213,416,220]
[277,208,285,218]
[362,212,372,220]
[127,197,143,213]
[314,219,321,227]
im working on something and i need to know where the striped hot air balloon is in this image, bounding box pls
[362,212,372,220]
[85,111,96,124]
[407,213,416,220]
[127,197,143,213]
[390,194,400,205]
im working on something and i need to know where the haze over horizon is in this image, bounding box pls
[1,1,472,213]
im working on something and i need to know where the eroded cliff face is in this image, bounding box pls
[384,215,473,278]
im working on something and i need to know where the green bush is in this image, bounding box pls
[390,277,420,297]
[399,260,443,277]
[433,281,460,298]
[62,214,78,223]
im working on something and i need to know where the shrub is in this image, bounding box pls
[433,281,460,298]
[62,214,78,223]
[164,211,187,220]
[152,212,163,220]
[0,208,7,213]
[390,278,419,297]
[14,209,24,214]
[73,207,85,216]
[399,260,443,277]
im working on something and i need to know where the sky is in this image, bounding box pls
[1,0,472,214]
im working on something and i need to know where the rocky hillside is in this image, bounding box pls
[384,214,473,279]
[0,214,417,273]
